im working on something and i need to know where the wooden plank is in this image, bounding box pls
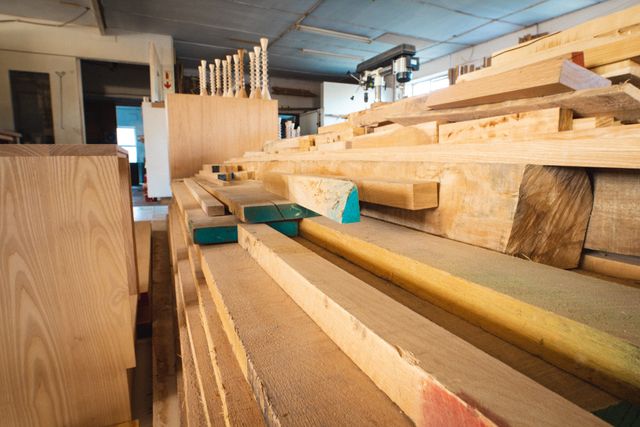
[166,94,278,179]
[592,59,640,86]
[572,115,615,130]
[581,251,640,282]
[349,177,438,210]
[237,224,608,426]
[187,247,265,426]
[171,180,200,213]
[118,156,140,295]
[135,221,152,294]
[233,161,592,268]
[176,259,226,426]
[263,173,360,223]
[199,244,413,426]
[229,123,640,169]
[201,183,317,223]
[0,148,134,426]
[347,121,438,149]
[314,127,366,145]
[297,237,619,412]
[438,107,572,144]
[298,216,640,402]
[426,58,610,110]
[585,170,640,256]
[317,121,354,134]
[385,83,640,127]
[183,178,225,216]
[263,135,314,154]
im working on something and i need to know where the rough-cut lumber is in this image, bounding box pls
[298,236,619,412]
[187,247,265,426]
[233,159,592,268]
[263,173,360,223]
[183,178,225,216]
[349,177,438,210]
[581,251,640,282]
[426,58,610,109]
[384,84,640,127]
[491,31,640,71]
[263,135,314,154]
[438,107,572,144]
[585,170,640,256]
[185,208,298,244]
[237,224,608,426]
[490,5,640,63]
[348,121,438,149]
[171,180,200,213]
[176,260,226,426]
[317,121,354,134]
[166,94,278,179]
[0,145,135,426]
[199,244,412,426]
[572,115,615,130]
[200,182,317,223]
[151,227,179,427]
[229,123,640,169]
[592,59,640,86]
[135,221,152,294]
[314,127,366,145]
[298,216,640,402]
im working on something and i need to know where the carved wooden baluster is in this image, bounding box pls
[209,63,215,96]
[226,55,234,97]
[236,49,248,98]
[260,38,271,100]
[253,46,262,99]
[214,59,222,96]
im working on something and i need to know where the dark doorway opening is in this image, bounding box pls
[9,70,54,144]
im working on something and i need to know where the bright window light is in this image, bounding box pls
[116,127,138,163]
[409,74,450,97]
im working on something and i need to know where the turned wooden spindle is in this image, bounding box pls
[226,55,234,97]
[248,51,256,99]
[236,49,248,98]
[199,59,207,95]
[222,59,229,97]
[209,63,215,96]
[253,46,262,99]
[260,38,271,100]
[214,59,222,96]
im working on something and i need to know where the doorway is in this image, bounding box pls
[9,70,54,144]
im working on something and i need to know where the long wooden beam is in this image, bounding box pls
[199,243,413,425]
[237,223,607,426]
[298,216,640,402]
[353,84,640,127]
[262,173,360,223]
[183,178,225,216]
[426,58,610,110]
[229,124,640,169]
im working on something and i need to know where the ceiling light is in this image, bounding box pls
[301,48,363,61]
[296,24,372,44]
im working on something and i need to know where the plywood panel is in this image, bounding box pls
[167,94,278,179]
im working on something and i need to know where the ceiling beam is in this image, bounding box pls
[90,0,106,35]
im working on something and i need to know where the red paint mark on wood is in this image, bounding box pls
[421,380,495,427]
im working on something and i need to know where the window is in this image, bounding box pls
[409,73,450,97]
[116,127,138,163]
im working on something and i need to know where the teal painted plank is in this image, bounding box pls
[243,204,318,223]
[193,220,299,244]
[594,401,640,426]
[269,220,299,237]
[341,187,361,224]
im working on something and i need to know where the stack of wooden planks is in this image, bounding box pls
[163,7,640,425]
[0,145,138,426]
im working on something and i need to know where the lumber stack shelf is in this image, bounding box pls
[161,9,640,426]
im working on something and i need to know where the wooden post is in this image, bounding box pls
[236,49,248,98]
[214,58,222,96]
[260,38,271,100]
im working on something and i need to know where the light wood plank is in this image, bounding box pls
[238,223,608,426]
[426,58,610,110]
[200,244,412,426]
[572,115,615,130]
[263,173,360,223]
[581,251,640,282]
[134,221,152,294]
[348,121,438,149]
[438,107,572,144]
[585,170,640,256]
[298,216,640,402]
[183,178,225,216]
[592,59,640,86]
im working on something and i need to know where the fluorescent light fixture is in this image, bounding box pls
[296,24,372,44]
[300,48,363,61]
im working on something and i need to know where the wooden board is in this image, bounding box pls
[297,237,618,412]
[171,180,200,213]
[263,173,360,223]
[572,115,615,130]
[592,59,640,86]
[182,178,225,216]
[298,216,640,402]
[263,135,314,153]
[135,221,152,294]
[585,169,640,256]
[230,160,592,268]
[199,244,412,426]
[347,121,438,149]
[369,84,640,127]
[237,224,608,426]
[0,146,135,426]
[200,182,317,223]
[118,156,140,295]
[166,94,278,179]
[229,123,640,169]
[581,251,640,282]
[349,177,438,210]
[426,58,610,110]
[317,121,356,134]
[438,107,572,144]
